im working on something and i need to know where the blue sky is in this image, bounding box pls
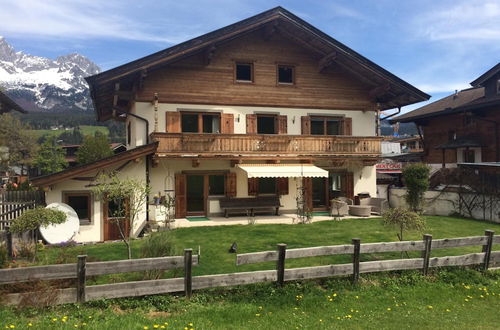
[1,0,499,112]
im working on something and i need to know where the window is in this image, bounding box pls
[208,175,225,196]
[310,116,341,135]
[64,192,91,225]
[448,130,457,141]
[258,177,277,195]
[463,149,475,163]
[277,65,294,84]
[257,115,277,134]
[235,62,253,82]
[181,112,221,133]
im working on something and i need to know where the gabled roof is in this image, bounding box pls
[391,87,485,123]
[86,6,429,121]
[31,142,158,187]
[471,62,500,87]
[0,90,27,114]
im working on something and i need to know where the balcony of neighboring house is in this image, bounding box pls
[150,132,382,160]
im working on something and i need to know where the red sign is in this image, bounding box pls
[376,162,402,173]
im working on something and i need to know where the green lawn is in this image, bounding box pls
[1,216,500,329]
[26,125,109,139]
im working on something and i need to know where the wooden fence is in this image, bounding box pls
[0,190,45,231]
[1,231,499,306]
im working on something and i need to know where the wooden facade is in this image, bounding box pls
[136,31,374,111]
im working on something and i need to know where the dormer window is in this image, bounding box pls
[235,62,253,83]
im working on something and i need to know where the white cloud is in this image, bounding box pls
[0,0,191,43]
[414,0,500,41]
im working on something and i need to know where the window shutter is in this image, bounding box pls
[175,173,186,218]
[301,116,311,134]
[221,113,234,134]
[302,177,313,211]
[277,177,289,195]
[248,178,258,196]
[344,172,354,200]
[225,172,237,197]
[166,112,181,133]
[246,114,257,134]
[343,117,352,135]
[278,115,288,134]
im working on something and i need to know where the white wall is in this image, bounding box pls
[45,158,147,243]
[389,188,500,223]
[128,102,376,147]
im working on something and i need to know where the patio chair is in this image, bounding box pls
[330,199,349,217]
[359,198,389,215]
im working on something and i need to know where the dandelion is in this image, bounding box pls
[27,324,32,327]
[88,316,92,319]
[328,298,333,302]
[154,325,159,329]
[465,299,469,302]
[160,327,165,329]
[387,308,391,311]
[355,296,359,299]
[333,293,337,297]
[52,318,58,322]
[255,314,261,317]
[480,295,484,298]
[446,309,451,312]
[336,317,341,320]
[74,325,78,328]
[82,323,87,326]
[427,305,433,309]
[144,327,149,330]
[347,315,352,319]
[9,326,15,329]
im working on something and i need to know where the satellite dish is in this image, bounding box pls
[40,203,80,244]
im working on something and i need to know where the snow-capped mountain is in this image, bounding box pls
[0,37,100,112]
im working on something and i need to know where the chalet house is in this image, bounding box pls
[392,62,500,170]
[62,143,126,167]
[31,7,428,242]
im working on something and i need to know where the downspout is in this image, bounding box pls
[112,107,151,223]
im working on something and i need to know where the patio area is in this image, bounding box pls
[170,212,379,228]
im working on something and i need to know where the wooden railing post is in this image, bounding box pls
[276,243,287,287]
[76,255,87,303]
[5,227,13,260]
[422,234,432,276]
[352,238,360,285]
[184,248,193,299]
[482,230,494,272]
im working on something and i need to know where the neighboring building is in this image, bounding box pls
[392,62,500,170]
[31,7,428,242]
[62,143,126,167]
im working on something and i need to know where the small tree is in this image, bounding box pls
[383,207,426,242]
[76,132,113,165]
[92,173,150,259]
[9,207,67,261]
[402,163,430,213]
[33,136,68,175]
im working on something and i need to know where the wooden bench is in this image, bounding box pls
[219,196,281,218]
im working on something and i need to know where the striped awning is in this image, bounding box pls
[237,164,328,178]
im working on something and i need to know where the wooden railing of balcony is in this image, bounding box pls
[151,133,381,159]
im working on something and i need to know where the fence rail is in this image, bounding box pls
[1,231,499,306]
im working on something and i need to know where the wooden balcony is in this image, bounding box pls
[151,133,382,159]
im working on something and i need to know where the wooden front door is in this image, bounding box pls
[103,198,129,241]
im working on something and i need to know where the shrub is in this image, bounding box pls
[402,163,430,213]
[9,207,66,234]
[383,207,426,242]
[140,232,176,279]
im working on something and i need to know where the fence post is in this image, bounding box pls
[482,230,494,272]
[352,238,360,285]
[184,248,193,299]
[422,234,432,276]
[6,227,13,260]
[76,255,87,303]
[276,243,287,287]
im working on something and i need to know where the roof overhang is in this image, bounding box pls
[86,6,429,121]
[31,142,158,187]
[237,164,328,178]
[0,90,28,114]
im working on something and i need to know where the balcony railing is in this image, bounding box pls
[151,133,381,158]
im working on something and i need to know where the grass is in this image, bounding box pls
[1,215,500,329]
[26,125,109,139]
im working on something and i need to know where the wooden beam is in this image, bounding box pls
[369,84,391,99]
[138,69,147,90]
[113,90,135,101]
[318,52,337,72]
[362,159,379,166]
[203,45,216,65]
[230,159,242,167]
